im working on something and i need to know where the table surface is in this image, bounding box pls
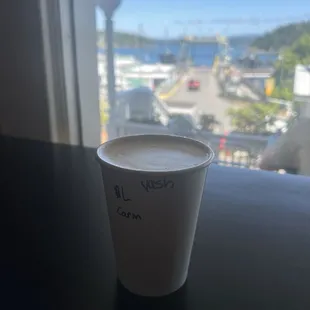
[3,137,310,309]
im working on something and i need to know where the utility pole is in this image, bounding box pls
[164,22,169,41]
[279,54,284,87]
[137,23,144,48]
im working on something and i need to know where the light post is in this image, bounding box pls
[99,0,121,109]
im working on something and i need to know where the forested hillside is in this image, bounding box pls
[251,21,310,51]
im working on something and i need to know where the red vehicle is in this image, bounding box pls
[187,79,200,91]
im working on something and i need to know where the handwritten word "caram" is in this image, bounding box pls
[117,207,142,220]
[141,178,174,192]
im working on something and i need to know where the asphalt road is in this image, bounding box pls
[166,68,232,133]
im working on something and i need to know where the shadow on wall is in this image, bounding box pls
[0,0,51,142]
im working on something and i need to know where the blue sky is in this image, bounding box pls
[96,0,310,37]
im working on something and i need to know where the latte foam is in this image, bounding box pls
[97,135,212,172]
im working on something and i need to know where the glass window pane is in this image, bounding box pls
[95,3,310,176]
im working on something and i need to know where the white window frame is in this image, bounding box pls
[40,0,100,147]
[72,0,101,147]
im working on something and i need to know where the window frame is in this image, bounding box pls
[72,0,101,147]
[40,0,100,147]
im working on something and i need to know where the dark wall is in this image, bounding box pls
[0,0,51,141]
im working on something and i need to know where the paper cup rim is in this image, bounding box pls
[96,134,214,175]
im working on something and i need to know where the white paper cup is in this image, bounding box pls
[96,134,214,297]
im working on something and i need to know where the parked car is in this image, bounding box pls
[187,79,200,91]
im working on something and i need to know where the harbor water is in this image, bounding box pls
[98,42,278,67]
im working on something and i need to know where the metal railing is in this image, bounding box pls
[195,131,268,169]
[214,148,261,169]
[108,120,269,170]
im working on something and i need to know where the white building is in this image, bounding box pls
[97,54,139,72]
[98,54,177,94]
[122,63,177,90]
[98,54,140,91]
